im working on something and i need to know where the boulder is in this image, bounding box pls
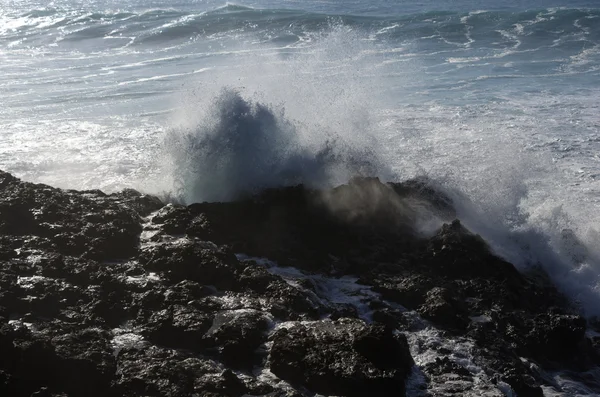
[139,239,239,288]
[114,346,247,397]
[269,319,413,396]
[203,309,270,370]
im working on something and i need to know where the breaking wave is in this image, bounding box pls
[153,23,600,318]
[163,88,384,203]
[159,24,390,204]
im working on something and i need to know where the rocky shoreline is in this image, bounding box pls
[0,169,598,396]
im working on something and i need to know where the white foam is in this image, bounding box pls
[237,254,385,320]
[8,319,34,330]
[406,325,514,396]
[110,328,148,355]
[158,26,393,203]
[17,275,49,289]
[241,255,513,395]
[541,368,600,396]
[125,272,161,284]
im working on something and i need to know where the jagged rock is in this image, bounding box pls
[166,178,455,273]
[269,319,413,396]
[203,309,270,370]
[390,178,455,219]
[0,170,597,397]
[235,263,281,293]
[48,326,116,396]
[235,263,323,320]
[366,273,434,309]
[0,171,143,261]
[151,204,193,235]
[517,312,587,363]
[141,304,213,352]
[109,189,164,217]
[114,346,247,397]
[417,287,469,331]
[139,239,239,288]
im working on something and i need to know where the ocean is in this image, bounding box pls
[1,0,599,333]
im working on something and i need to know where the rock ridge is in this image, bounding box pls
[0,169,598,396]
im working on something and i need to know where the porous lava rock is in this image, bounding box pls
[0,170,598,396]
[269,319,413,396]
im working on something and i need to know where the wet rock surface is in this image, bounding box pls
[269,319,413,396]
[0,170,599,396]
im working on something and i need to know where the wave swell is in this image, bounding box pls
[2,5,599,49]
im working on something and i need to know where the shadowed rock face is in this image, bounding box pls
[269,319,414,396]
[0,169,598,396]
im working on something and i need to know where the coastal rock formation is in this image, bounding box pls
[0,169,598,396]
[269,320,413,396]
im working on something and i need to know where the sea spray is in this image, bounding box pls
[156,23,600,317]
[2,1,600,393]
[161,25,392,203]
[434,167,600,317]
[163,88,384,203]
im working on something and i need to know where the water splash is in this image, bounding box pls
[161,25,391,203]
[163,87,384,203]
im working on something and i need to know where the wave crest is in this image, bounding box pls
[164,88,384,203]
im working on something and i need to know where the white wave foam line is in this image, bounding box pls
[374,23,400,36]
[460,10,488,24]
[568,44,600,68]
[154,13,200,31]
[117,72,191,85]
[540,368,600,396]
[101,55,190,70]
[496,28,522,49]
[446,47,542,64]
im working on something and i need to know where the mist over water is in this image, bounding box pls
[162,26,389,203]
[164,88,385,203]
[1,0,600,319]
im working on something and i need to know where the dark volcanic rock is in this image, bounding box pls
[151,204,194,235]
[203,309,270,370]
[139,239,238,288]
[417,286,469,331]
[179,177,449,273]
[141,304,213,352]
[517,312,587,363]
[269,319,413,396]
[109,188,164,217]
[114,346,247,397]
[0,170,597,396]
[0,170,143,261]
[235,263,323,320]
